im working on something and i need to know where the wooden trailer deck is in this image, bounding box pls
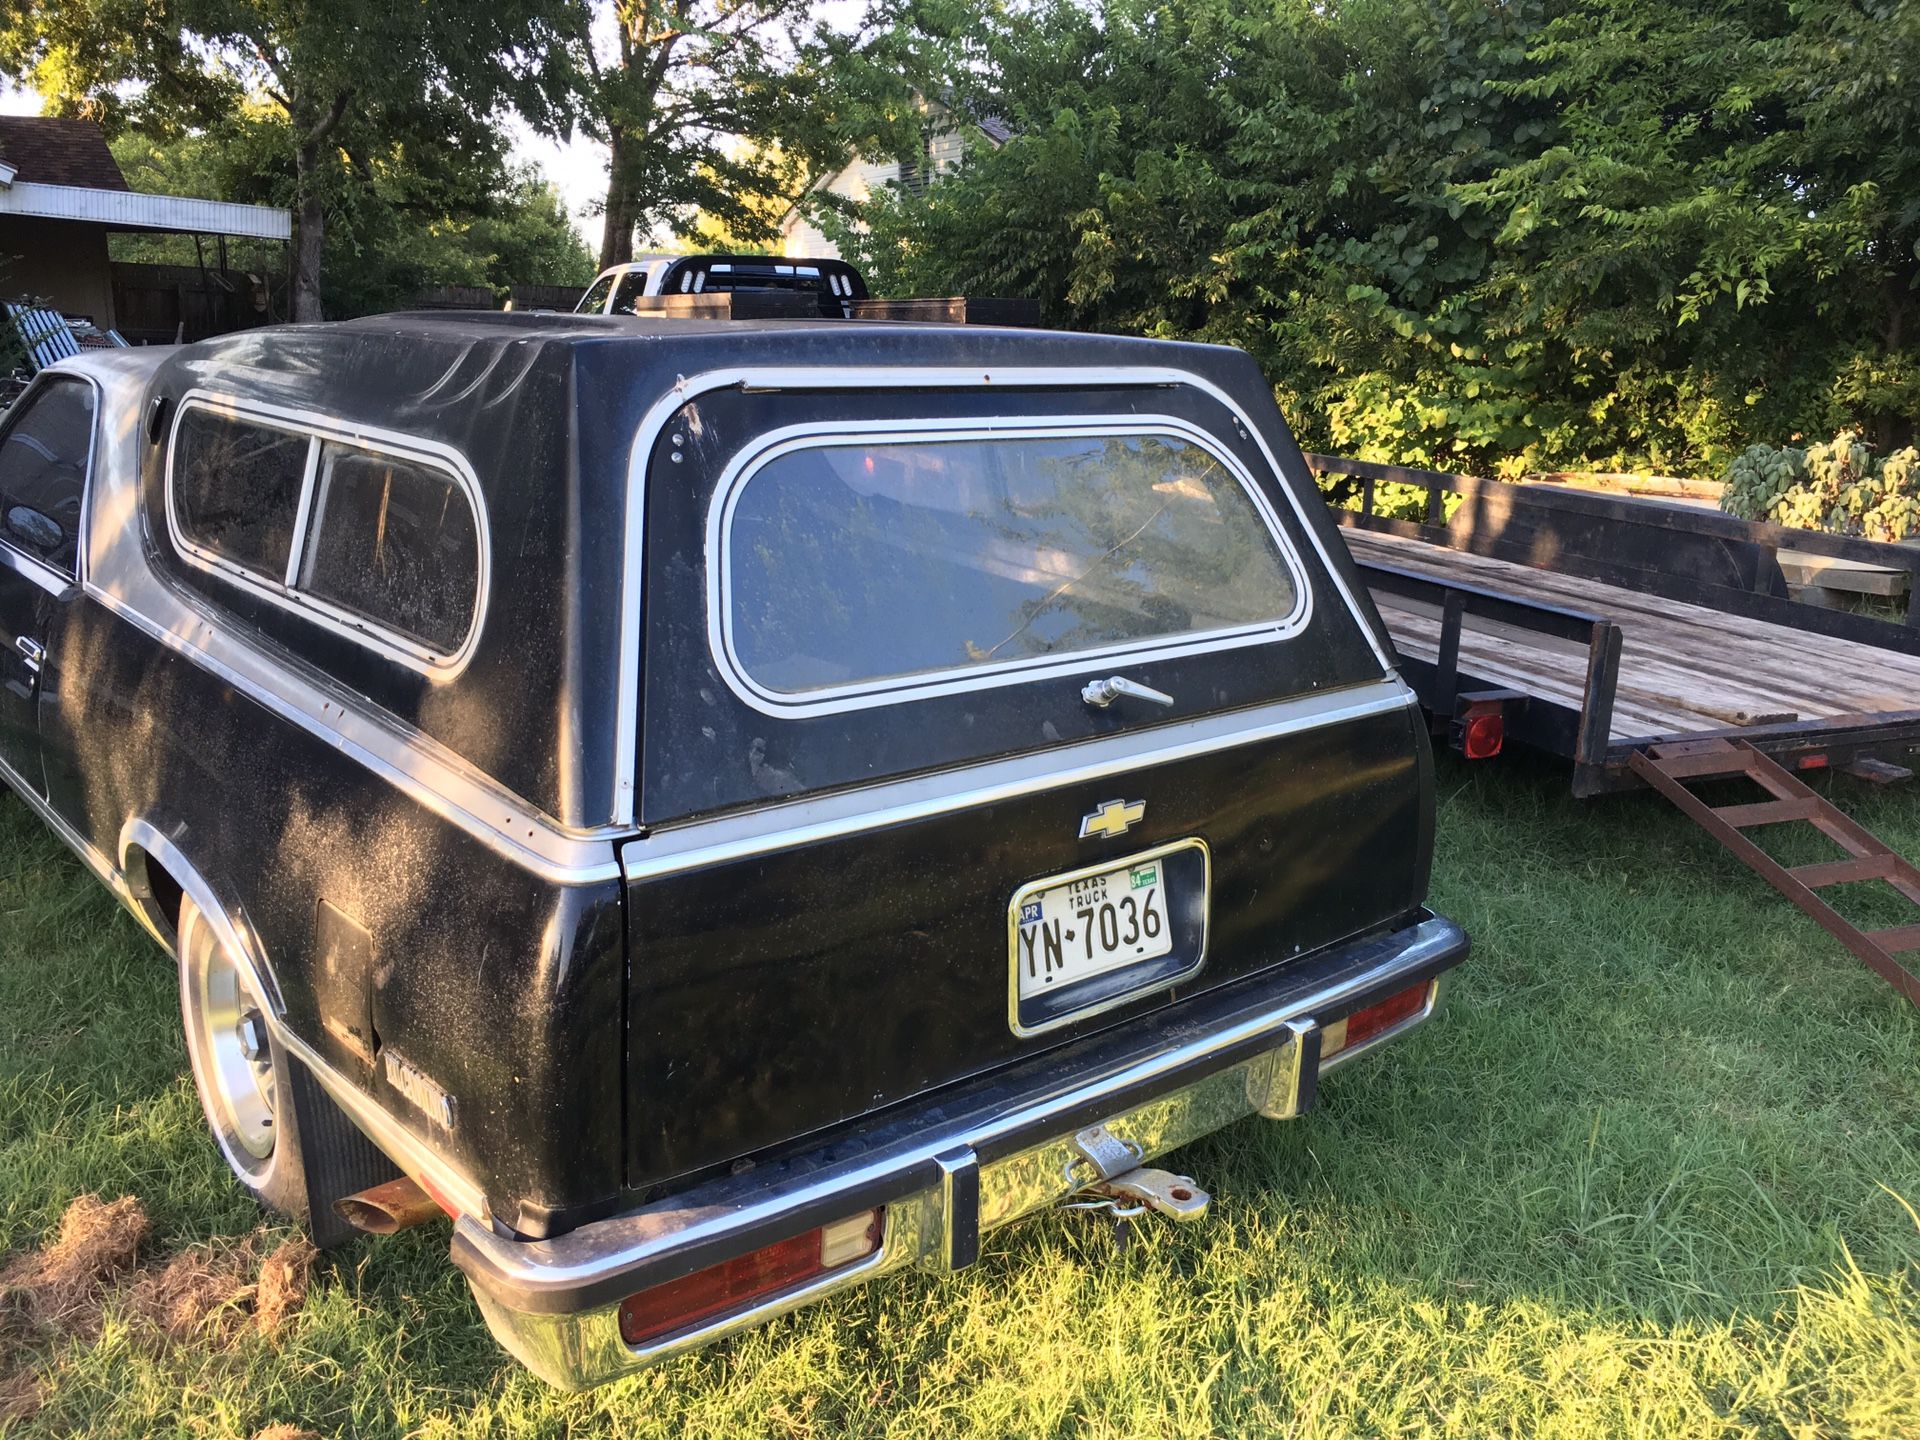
[1313,452,1920,1009]
[1345,526,1920,743]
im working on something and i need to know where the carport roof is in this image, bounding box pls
[0,114,288,240]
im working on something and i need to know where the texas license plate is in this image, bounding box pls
[1015,858,1174,999]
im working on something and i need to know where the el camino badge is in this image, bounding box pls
[1079,799,1145,841]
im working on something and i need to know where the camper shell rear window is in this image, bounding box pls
[712,422,1311,713]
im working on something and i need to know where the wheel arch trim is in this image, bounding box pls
[115,815,492,1222]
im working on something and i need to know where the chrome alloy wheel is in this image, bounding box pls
[180,900,277,1175]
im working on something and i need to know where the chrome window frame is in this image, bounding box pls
[615,365,1398,826]
[0,369,102,593]
[703,415,1315,718]
[163,389,490,678]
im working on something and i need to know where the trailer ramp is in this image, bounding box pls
[1630,739,1920,1008]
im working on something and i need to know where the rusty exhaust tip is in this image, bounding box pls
[331,1177,444,1236]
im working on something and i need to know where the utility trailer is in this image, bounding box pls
[1312,453,1920,1008]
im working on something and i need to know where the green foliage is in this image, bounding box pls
[104,126,593,318]
[0,0,579,317]
[1720,432,1920,540]
[582,1,919,267]
[852,0,1920,476]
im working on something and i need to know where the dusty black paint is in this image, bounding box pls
[2,311,1447,1243]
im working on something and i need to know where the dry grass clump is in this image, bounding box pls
[0,1193,149,1337]
[253,1237,317,1337]
[122,1233,318,1344]
[0,1369,44,1424]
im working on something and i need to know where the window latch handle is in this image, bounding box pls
[1081,675,1175,710]
[14,636,46,675]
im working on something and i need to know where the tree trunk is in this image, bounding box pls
[293,138,326,322]
[288,90,350,323]
[599,126,634,269]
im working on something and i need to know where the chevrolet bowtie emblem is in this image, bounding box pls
[1079,799,1146,841]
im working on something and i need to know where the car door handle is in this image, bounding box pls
[14,636,45,675]
[1081,675,1175,710]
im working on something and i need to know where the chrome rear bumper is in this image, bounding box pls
[453,911,1468,1388]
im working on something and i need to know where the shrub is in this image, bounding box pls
[1719,432,1920,542]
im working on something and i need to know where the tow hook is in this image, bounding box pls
[1059,1124,1211,1252]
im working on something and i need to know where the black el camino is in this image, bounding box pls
[0,311,1467,1388]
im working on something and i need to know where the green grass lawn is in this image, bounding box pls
[2,755,1917,1438]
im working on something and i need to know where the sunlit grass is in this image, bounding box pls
[2,753,1917,1437]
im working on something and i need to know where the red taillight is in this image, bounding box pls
[617,1210,883,1347]
[1324,981,1431,1058]
[1797,752,1829,770]
[1460,711,1504,760]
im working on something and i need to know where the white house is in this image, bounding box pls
[779,112,1010,260]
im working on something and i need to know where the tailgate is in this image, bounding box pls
[622,371,1428,1192]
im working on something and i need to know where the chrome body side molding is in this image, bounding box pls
[621,679,1415,883]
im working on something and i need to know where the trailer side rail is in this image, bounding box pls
[1308,452,1920,653]
[1357,560,1624,791]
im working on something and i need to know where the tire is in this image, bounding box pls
[176,893,309,1220]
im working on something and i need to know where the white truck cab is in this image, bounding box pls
[574,254,867,318]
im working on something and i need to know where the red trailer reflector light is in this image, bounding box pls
[617,1210,883,1347]
[1797,752,1829,770]
[1321,981,1433,1058]
[1460,711,1504,760]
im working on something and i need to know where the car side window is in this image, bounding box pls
[610,271,652,314]
[578,274,615,314]
[170,407,311,579]
[0,377,95,577]
[298,442,481,655]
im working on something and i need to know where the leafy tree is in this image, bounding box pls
[854,0,1920,475]
[1,0,576,319]
[575,0,921,267]
[109,127,593,316]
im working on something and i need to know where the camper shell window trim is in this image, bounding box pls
[163,389,490,678]
[703,414,1316,718]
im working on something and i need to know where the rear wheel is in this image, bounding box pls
[177,894,308,1219]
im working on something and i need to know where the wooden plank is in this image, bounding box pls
[1866,923,1920,955]
[1776,549,1908,597]
[1713,798,1822,827]
[1791,855,1898,888]
[1377,594,1840,737]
